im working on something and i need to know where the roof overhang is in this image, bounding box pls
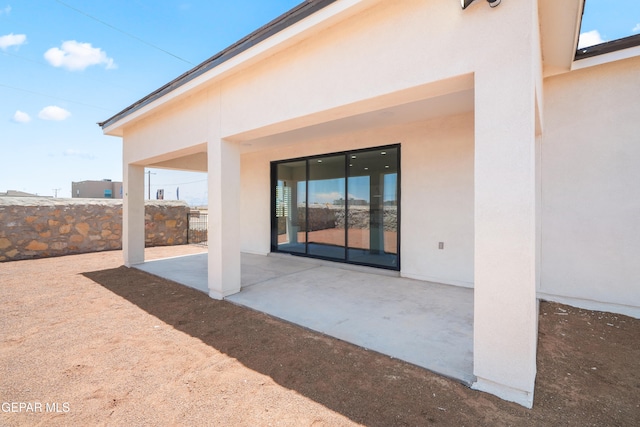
[539,0,584,78]
[100,0,379,137]
[102,0,591,136]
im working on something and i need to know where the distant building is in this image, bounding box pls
[72,180,123,199]
[0,190,44,197]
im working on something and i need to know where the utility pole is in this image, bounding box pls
[52,188,61,198]
[146,170,156,200]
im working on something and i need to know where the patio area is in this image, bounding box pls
[135,251,475,384]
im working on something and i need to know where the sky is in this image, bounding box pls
[1,1,638,205]
[0,0,299,204]
[578,0,640,48]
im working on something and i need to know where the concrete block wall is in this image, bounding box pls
[0,197,189,262]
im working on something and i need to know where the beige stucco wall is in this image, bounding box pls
[220,0,490,141]
[118,0,512,152]
[113,0,547,406]
[123,88,213,167]
[240,113,475,287]
[541,56,640,316]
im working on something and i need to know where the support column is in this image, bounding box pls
[472,65,539,407]
[123,164,145,266]
[207,138,241,299]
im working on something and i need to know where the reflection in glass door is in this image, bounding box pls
[275,160,306,254]
[347,147,398,268]
[272,145,399,270]
[307,155,346,260]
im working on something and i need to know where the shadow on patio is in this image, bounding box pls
[129,252,474,384]
[82,262,475,425]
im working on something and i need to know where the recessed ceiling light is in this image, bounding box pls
[364,167,369,170]
[317,159,322,163]
[380,151,386,155]
[351,155,357,159]
[385,165,389,168]
[349,164,353,167]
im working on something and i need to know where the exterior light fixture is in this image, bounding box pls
[380,151,386,155]
[461,0,500,9]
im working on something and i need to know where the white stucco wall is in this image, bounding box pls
[240,114,475,287]
[541,56,640,317]
[401,114,475,286]
[123,88,214,167]
[112,0,547,406]
[218,0,506,142]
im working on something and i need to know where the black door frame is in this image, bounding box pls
[270,143,401,271]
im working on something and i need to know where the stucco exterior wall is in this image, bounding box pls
[219,0,498,140]
[124,88,212,166]
[111,0,546,406]
[240,113,475,287]
[541,56,640,316]
[119,0,520,156]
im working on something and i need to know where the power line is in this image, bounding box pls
[54,0,194,66]
[0,83,117,112]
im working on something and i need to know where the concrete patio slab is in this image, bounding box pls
[136,252,210,293]
[134,252,475,385]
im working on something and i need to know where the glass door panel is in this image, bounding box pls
[272,145,399,270]
[347,147,398,268]
[276,160,306,254]
[307,155,346,260]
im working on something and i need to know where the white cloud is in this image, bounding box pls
[38,105,71,121]
[578,30,605,49]
[44,40,116,71]
[633,23,640,33]
[63,149,95,160]
[0,33,26,50]
[11,110,31,123]
[0,5,11,15]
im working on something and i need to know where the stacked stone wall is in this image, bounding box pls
[277,206,398,235]
[0,198,189,262]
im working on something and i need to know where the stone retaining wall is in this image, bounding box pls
[0,197,189,262]
[277,206,398,235]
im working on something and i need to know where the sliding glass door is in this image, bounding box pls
[346,147,398,268]
[272,145,399,270]
[274,160,306,254]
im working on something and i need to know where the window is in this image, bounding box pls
[271,145,400,270]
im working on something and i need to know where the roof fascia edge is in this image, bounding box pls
[102,0,372,136]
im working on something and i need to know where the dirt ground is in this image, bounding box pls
[1,246,638,426]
